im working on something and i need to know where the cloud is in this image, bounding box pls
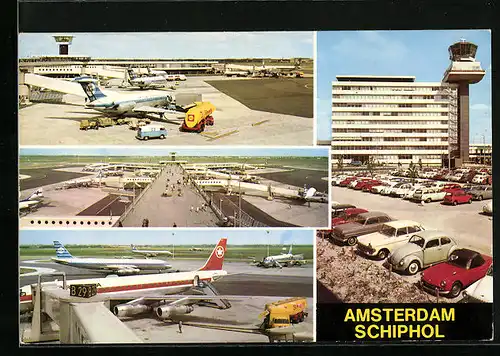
[470,103,491,111]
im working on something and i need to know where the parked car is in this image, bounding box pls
[472,173,489,184]
[461,264,493,303]
[420,248,493,298]
[332,204,356,218]
[411,187,447,203]
[362,181,382,192]
[482,201,493,215]
[468,185,492,201]
[349,161,362,166]
[388,231,458,275]
[339,177,357,187]
[390,183,414,198]
[370,182,391,194]
[441,183,463,193]
[442,190,473,205]
[381,182,403,196]
[331,211,393,246]
[332,208,369,227]
[459,171,477,183]
[356,220,425,260]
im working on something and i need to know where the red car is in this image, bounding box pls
[339,177,356,187]
[441,184,463,193]
[332,208,369,226]
[354,179,374,190]
[361,180,382,192]
[442,190,473,205]
[420,248,492,298]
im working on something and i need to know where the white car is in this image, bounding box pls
[412,187,447,203]
[371,184,389,194]
[380,182,401,196]
[461,264,493,302]
[482,201,493,215]
[357,220,426,260]
[450,173,464,182]
[473,173,489,184]
[390,183,414,198]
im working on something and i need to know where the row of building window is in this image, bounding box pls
[333,120,448,125]
[332,155,443,160]
[335,86,447,91]
[332,95,450,100]
[333,146,449,151]
[333,103,448,108]
[332,112,449,116]
[333,128,448,133]
[333,137,447,142]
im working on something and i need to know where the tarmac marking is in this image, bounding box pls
[206,130,240,142]
[251,120,270,127]
[95,195,121,215]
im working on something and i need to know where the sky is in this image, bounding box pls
[18,32,313,59]
[19,229,314,246]
[316,30,492,143]
[20,147,328,157]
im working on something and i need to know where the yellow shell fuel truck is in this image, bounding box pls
[179,102,216,133]
[259,297,308,330]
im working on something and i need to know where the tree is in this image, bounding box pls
[367,156,375,178]
[337,155,344,172]
[418,158,423,171]
[397,161,402,171]
[408,162,419,183]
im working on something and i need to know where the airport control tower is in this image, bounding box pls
[443,39,486,166]
[53,34,74,55]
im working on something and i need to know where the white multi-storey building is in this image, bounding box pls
[331,75,458,167]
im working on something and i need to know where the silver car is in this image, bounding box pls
[388,230,458,275]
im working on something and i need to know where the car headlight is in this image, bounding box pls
[399,260,405,266]
[440,280,446,287]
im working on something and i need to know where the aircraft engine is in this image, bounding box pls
[155,305,194,320]
[116,268,141,275]
[113,304,150,317]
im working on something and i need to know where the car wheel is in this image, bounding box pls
[160,134,165,139]
[347,237,357,246]
[425,198,432,203]
[468,199,472,204]
[144,136,149,140]
[406,261,420,275]
[449,282,462,298]
[478,195,483,201]
[452,201,458,206]
[377,249,389,260]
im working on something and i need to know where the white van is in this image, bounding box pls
[136,124,167,140]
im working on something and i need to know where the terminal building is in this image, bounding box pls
[331,40,486,168]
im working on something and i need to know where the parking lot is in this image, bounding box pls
[331,186,492,255]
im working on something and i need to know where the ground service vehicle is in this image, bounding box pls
[389,231,458,275]
[357,220,425,260]
[97,117,114,127]
[136,124,167,140]
[80,119,99,130]
[442,190,473,205]
[260,297,308,329]
[332,211,393,246]
[420,249,492,298]
[180,102,215,133]
[128,118,151,130]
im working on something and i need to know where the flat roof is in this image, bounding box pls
[336,75,416,83]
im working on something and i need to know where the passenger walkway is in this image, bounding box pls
[120,164,219,227]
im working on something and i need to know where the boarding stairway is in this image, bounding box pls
[192,281,232,310]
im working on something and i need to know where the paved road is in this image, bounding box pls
[256,168,329,193]
[121,165,219,227]
[19,167,90,191]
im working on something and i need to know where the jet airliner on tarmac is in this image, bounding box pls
[51,241,172,275]
[131,245,173,257]
[73,76,184,119]
[19,188,44,212]
[254,245,306,268]
[20,238,229,319]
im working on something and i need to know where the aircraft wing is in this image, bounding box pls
[132,106,184,116]
[104,265,140,273]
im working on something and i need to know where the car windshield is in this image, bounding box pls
[380,226,396,237]
[448,253,469,268]
[354,217,367,224]
[409,235,425,248]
